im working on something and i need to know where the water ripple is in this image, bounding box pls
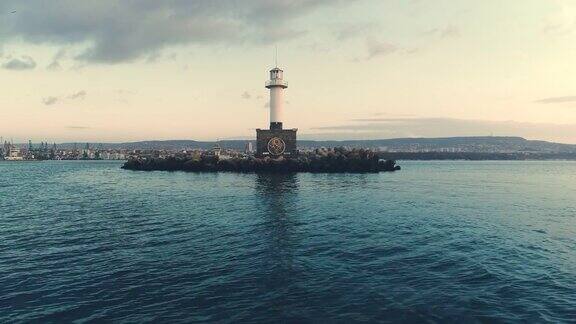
[0,161,575,322]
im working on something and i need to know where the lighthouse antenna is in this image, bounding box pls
[275,45,278,68]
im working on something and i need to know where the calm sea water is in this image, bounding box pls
[0,161,575,323]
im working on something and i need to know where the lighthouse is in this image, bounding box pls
[266,67,288,130]
[256,66,297,157]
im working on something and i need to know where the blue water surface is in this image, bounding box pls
[0,161,575,323]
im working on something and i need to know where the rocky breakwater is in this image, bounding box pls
[122,148,401,173]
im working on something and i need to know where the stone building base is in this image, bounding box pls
[256,128,297,158]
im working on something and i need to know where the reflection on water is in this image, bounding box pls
[255,173,299,214]
[254,174,300,294]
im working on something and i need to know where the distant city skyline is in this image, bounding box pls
[1,0,576,143]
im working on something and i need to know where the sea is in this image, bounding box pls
[0,160,575,323]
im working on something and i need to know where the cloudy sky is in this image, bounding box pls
[1,0,576,143]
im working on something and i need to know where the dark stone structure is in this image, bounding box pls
[256,125,297,157]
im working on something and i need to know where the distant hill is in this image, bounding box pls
[300,137,576,153]
[57,136,576,153]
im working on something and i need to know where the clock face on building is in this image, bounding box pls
[267,137,286,155]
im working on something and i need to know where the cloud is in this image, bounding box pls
[366,40,399,59]
[542,0,576,37]
[113,89,135,104]
[300,41,332,54]
[241,91,252,99]
[46,49,66,71]
[543,21,576,35]
[424,25,460,38]
[310,117,576,143]
[42,90,87,106]
[542,2,576,36]
[46,60,62,71]
[534,96,576,104]
[0,1,351,63]
[256,28,308,44]
[66,126,90,130]
[334,23,378,41]
[1,55,36,70]
[42,97,59,105]
[68,90,87,100]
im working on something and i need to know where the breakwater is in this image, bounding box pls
[122,149,400,173]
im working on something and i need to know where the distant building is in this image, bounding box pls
[3,141,23,161]
[245,142,253,154]
[212,144,221,157]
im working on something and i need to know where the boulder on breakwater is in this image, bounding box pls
[122,148,400,173]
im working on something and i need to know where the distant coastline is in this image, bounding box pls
[49,136,576,152]
[4,136,576,162]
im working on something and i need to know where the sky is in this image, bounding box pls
[1,0,576,143]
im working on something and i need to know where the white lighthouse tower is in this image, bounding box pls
[266,67,288,130]
[256,65,297,157]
